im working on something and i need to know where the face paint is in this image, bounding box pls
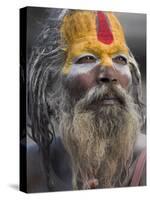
[112,54,130,73]
[112,54,132,87]
[61,11,128,75]
[68,54,100,77]
[97,11,114,44]
[66,52,132,93]
[68,62,99,77]
[114,63,131,78]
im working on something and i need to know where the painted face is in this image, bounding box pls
[61,11,132,96]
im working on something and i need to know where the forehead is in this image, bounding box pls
[61,11,128,57]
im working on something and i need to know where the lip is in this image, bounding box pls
[101,97,120,105]
[85,96,122,110]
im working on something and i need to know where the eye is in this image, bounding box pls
[112,55,127,65]
[75,55,97,64]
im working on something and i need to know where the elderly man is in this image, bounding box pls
[26,9,146,192]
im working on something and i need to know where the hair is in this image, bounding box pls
[27,8,145,189]
[27,9,68,146]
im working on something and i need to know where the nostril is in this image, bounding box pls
[99,77,110,83]
[97,77,118,84]
[112,79,118,83]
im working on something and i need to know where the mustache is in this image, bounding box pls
[75,84,132,111]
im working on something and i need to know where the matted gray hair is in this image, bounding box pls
[27,9,68,146]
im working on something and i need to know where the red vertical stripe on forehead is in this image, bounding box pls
[97,11,113,44]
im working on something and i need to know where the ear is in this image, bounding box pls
[128,50,145,131]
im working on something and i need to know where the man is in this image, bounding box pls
[27,9,146,192]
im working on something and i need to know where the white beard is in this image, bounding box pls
[59,84,140,189]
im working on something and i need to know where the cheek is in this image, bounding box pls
[65,65,98,96]
[73,73,97,90]
[66,63,99,90]
[115,64,132,89]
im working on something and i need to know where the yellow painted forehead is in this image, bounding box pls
[61,11,96,45]
[61,11,129,74]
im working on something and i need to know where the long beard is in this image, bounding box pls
[59,84,140,189]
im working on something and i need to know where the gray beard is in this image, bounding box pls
[59,84,140,189]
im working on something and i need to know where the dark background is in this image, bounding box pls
[26,7,146,102]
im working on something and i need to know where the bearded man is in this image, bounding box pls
[25,9,146,192]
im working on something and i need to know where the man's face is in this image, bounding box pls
[61,11,131,99]
[59,11,139,189]
[64,51,132,101]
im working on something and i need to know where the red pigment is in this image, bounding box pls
[97,11,113,44]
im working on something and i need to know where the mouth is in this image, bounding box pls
[101,96,121,105]
[84,95,122,111]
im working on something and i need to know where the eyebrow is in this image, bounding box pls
[72,53,99,63]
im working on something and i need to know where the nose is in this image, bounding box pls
[96,66,118,84]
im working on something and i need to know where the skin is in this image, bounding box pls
[65,52,132,99]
